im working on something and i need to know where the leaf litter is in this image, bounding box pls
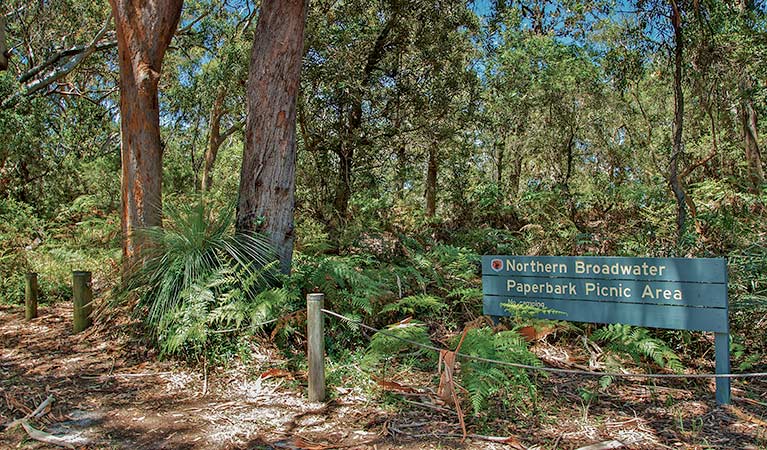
[1,303,766,449]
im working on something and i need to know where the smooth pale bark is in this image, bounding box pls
[237,0,307,274]
[1,17,115,110]
[669,0,687,243]
[109,0,183,270]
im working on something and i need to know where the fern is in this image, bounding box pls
[379,294,446,316]
[448,287,483,304]
[363,321,434,366]
[502,301,566,320]
[113,198,286,360]
[291,254,385,316]
[455,327,541,416]
[592,324,684,373]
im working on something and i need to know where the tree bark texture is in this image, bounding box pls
[0,16,8,71]
[740,79,764,188]
[495,138,504,187]
[109,0,182,271]
[395,145,407,198]
[236,0,307,274]
[201,88,242,191]
[425,143,438,217]
[333,146,353,218]
[669,0,687,243]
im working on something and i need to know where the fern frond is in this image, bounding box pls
[592,324,683,373]
[379,294,446,316]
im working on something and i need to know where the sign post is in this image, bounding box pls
[482,255,729,404]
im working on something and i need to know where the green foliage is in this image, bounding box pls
[502,301,566,321]
[379,294,446,316]
[289,253,385,317]
[2,0,767,426]
[456,327,541,416]
[0,199,37,304]
[592,324,684,373]
[117,198,281,359]
[363,321,435,367]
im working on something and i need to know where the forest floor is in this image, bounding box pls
[1,303,766,450]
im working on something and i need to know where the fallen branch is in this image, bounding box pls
[21,420,81,449]
[733,396,767,408]
[575,440,625,450]
[80,371,172,380]
[2,395,53,431]
[388,427,526,448]
[398,398,457,415]
[726,405,767,427]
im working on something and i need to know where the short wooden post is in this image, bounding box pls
[72,271,93,333]
[307,293,325,402]
[25,272,38,320]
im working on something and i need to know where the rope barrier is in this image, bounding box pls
[321,308,767,380]
[208,316,283,334]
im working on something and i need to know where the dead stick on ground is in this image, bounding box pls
[398,398,457,415]
[389,428,526,447]
[2,395,53,431]
[20,420,78,449]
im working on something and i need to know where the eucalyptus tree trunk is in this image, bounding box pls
[395,145,407,199]
[736,0,764,189]
[333,144,353,219]
[109,0,183,271]
[331,15,396,221]
[495,138,504,187]
[740,78,764,189]
[669,0,687,243]
[425,143,438,217]
[201,88,225,191]
[201,88,242,192]
[0,16,7,71]
[236,0,307,274]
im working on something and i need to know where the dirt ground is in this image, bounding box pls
[1,303,766,449]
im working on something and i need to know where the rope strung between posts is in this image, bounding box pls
[321,308,767,380]
[208,316,284,334]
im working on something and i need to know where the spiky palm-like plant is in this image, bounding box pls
[120,198,278,343]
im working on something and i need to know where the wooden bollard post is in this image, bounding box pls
[72,271,93,333]
[25,272,38,320]
[307,293,325,402]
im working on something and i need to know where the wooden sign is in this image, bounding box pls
[482,255,730,404]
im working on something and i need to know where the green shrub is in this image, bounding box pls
[592,324,684,374]
[117,198,281,359]
[0,199,40,304]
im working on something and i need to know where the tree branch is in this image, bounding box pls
[1,14,113,109]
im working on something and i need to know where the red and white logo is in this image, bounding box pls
[490,258,504,272]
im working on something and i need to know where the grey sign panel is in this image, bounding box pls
[484,296,728,333]
[481,254,730,404]
[481,276,727,308]
[482,255,727,284]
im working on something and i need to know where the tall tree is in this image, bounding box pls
[236,0,308,273]
[668,0,687,241]
[108,0,183,269]
[0,15,7,71]
[738,1,765,189]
